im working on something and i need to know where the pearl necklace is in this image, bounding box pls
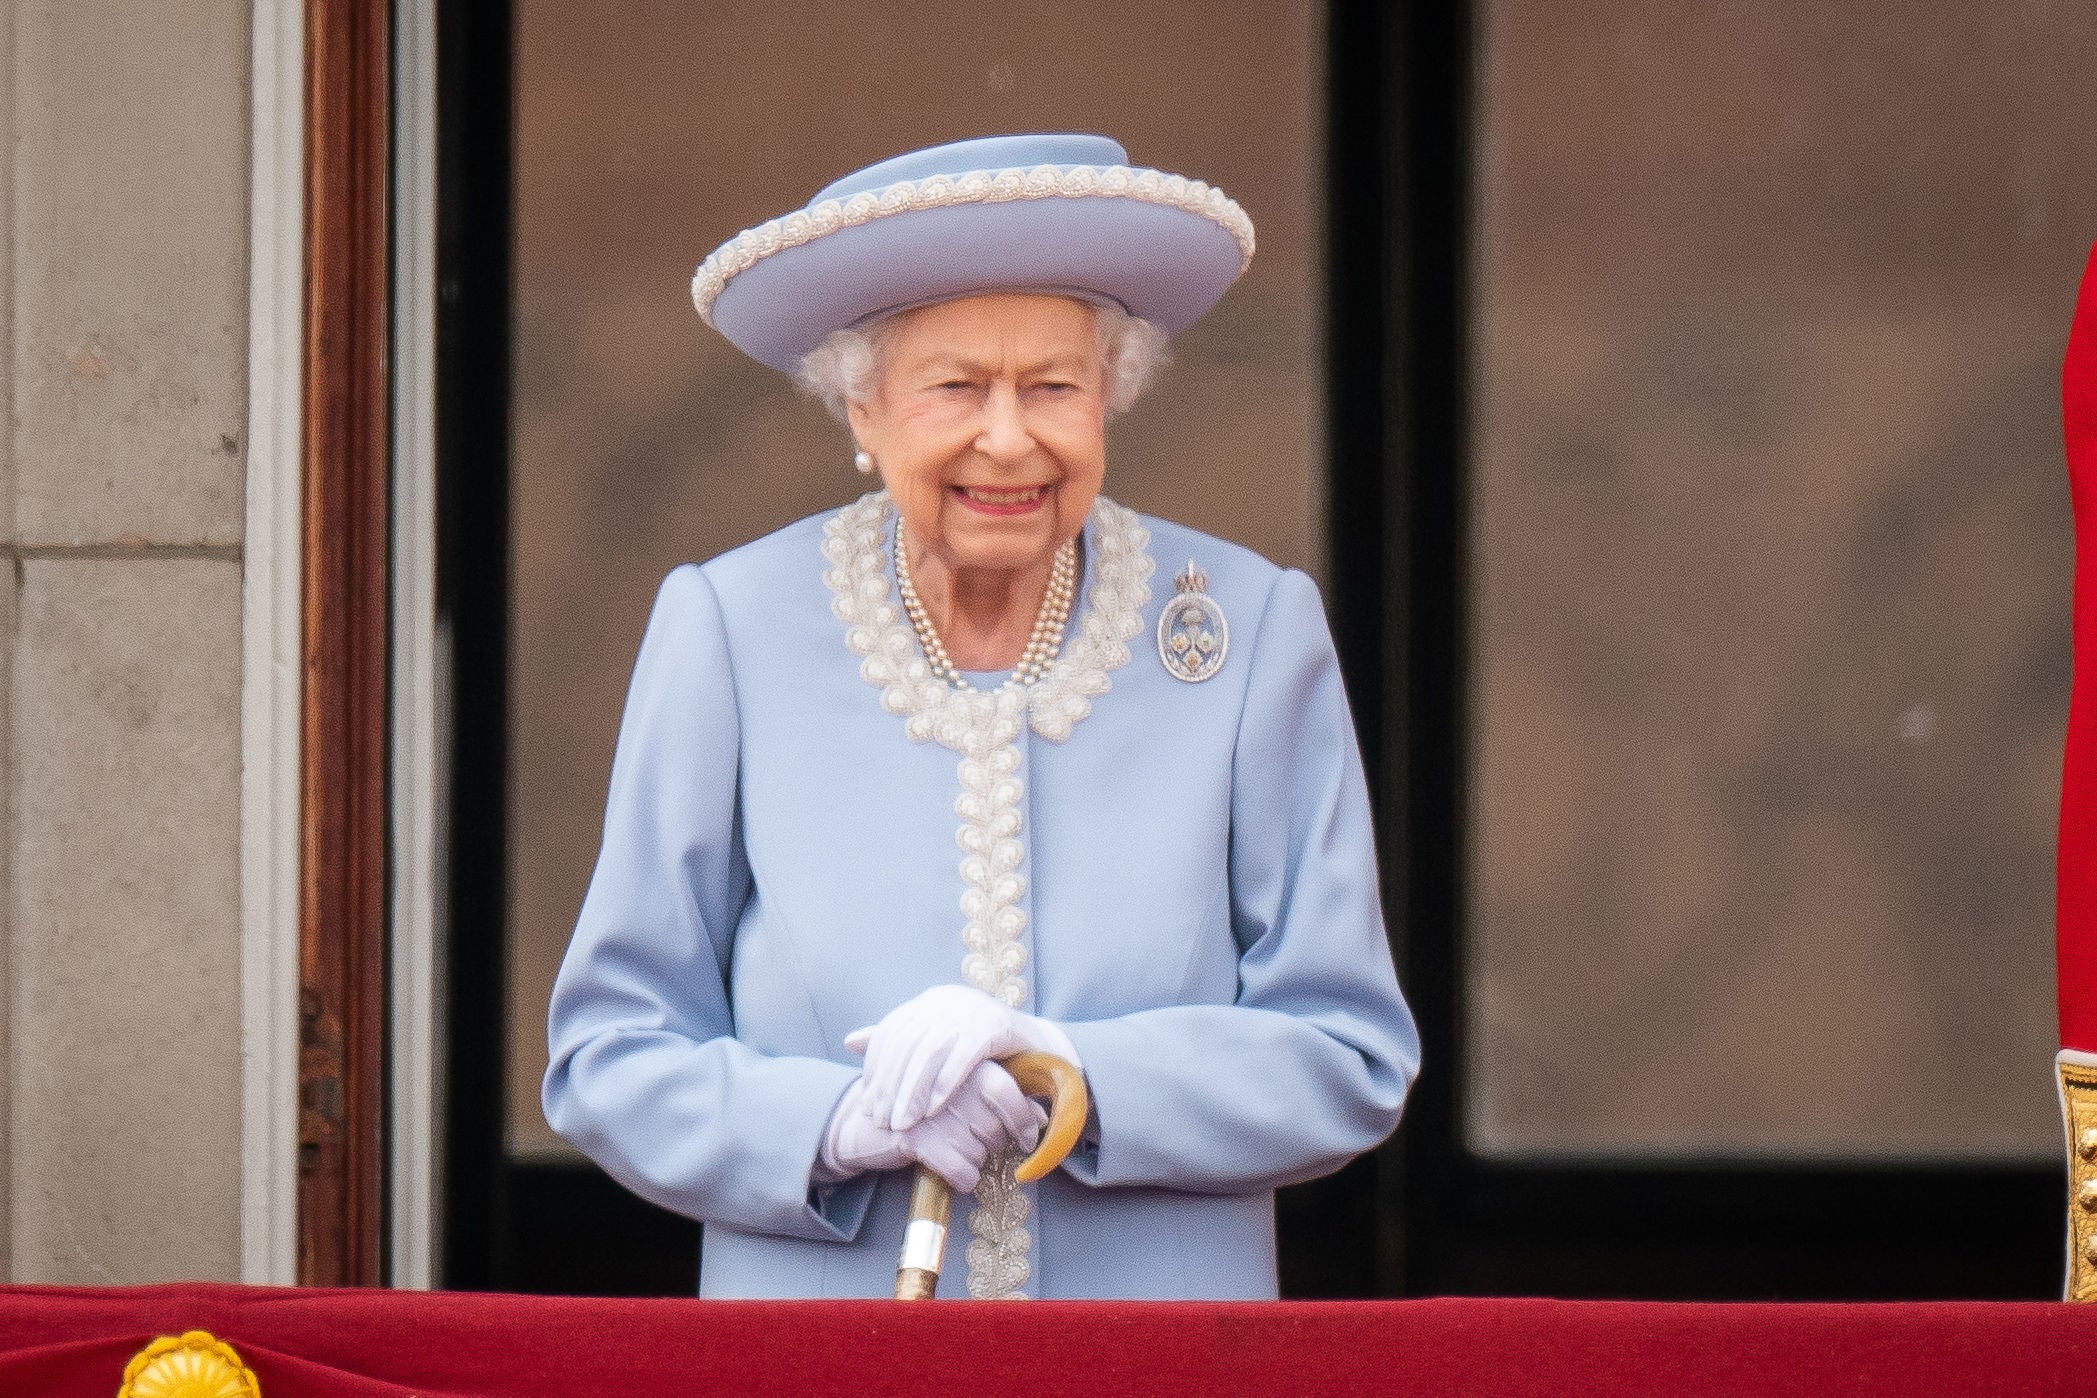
[893,526,1078,692]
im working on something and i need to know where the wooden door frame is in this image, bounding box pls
[298,0,393,1288]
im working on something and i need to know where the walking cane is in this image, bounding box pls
[894,1050,1088,1300]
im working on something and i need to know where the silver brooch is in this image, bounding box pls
[1158,559,1228,683]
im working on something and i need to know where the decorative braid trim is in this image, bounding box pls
[693,165,1257,324]
[964,1148,1033,1300]
[820,490,1153,1298]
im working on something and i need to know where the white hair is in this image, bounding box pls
[795,300,1170,422]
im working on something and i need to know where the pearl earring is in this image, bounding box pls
[854,450,875,474]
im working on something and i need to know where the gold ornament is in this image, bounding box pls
[2062,1057,2097,1302]
[120,1330,261,1398]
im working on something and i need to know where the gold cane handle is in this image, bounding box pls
[892,1050,1089,1300]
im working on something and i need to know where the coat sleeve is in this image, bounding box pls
[541,565,874,1241]
[1059,567,1421,1193]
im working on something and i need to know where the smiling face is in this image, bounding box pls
[847,293,1107,579]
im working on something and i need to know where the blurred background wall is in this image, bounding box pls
[1468,1,2096,1161]
[507,0,1326,1159]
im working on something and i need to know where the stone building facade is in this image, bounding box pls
[0,0,267,1283]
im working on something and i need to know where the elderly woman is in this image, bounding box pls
[542,134,1418,1300]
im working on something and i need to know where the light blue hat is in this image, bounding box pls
[692,133,1256,373]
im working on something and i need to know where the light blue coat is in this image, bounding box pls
[542,500,1419,1298]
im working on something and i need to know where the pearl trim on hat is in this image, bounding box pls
[693,165,1257,325]
[820,489,1154,1297]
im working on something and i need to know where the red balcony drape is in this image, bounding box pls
[3,1283,2093,1397]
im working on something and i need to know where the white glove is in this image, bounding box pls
[844,983,1082,1132]
[815,1059,1045,1194]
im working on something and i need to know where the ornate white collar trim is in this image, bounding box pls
[820,489,1154,750]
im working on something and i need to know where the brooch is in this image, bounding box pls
[1158,559,1228,683]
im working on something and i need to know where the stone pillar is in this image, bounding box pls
[1,0,250,1282]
